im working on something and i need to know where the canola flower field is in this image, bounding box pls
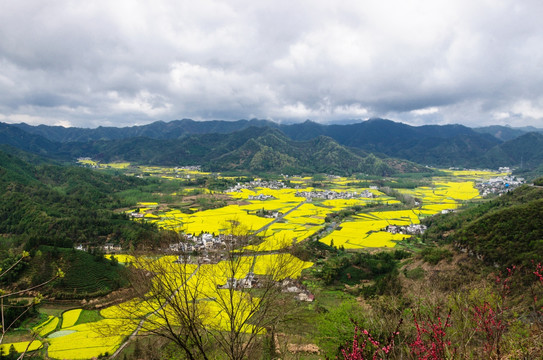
[0,340,42,354]
[135,170,494,251]
[10,167,504,359]
[61,309,82,328]
[25,253,312,359]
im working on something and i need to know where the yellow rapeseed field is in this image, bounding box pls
[134,174,483,253]
[0,340,42,354]
[104,254,136,264]
[48,320,130,359]
[320,209,420,249]
[33,315,59,337]
[100,162,130,169]
[61,309,82,328]
[253,253,313,280]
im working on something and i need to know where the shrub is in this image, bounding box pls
[421,247,453,265]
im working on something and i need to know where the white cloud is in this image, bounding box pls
[493,112,511,121]
[276,102,314,119]
[512,100,543,120]
[411,107,440,116]
[109,90,172,117]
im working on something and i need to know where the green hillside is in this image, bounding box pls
[0,150,158,249]
[54,127,426,176]
[479,132,543,169]
[423,183,543,266]
[211,129,405,175]
[0,150,165,299]
[24,246,126,299]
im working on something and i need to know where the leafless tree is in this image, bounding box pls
[109,226,306,360]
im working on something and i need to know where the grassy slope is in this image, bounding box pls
[423,183,543,266]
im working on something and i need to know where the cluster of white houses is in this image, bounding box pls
[226,180,286,193]
[168,233,229,253]
[476,175,525,197]
[175,165,202,171]
[217,272,314,301]
[219,272,256,289]
[75,243,122,253]
[384,224,427,236]
[248,194,275,200]
[295,189,375,201]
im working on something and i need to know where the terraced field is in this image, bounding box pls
[52,250,125,298]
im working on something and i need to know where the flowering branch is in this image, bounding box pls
[409,307,454,360]
[342,320,402,360]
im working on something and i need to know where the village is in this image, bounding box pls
[476,175,525,196]
[225,179,286,193]
[295,189,375,201]
[384,223,427,236]
[167,233,315,302]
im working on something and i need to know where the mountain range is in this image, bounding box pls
[2,118,543,174]
[10,118,543,143]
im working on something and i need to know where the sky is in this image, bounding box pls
[1,0,543,129]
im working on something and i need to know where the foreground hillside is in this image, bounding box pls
[291,181,543,359]
[424,182,543,266]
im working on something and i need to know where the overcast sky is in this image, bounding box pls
[1,1,543,128]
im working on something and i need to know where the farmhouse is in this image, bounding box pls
[295,189,375,201]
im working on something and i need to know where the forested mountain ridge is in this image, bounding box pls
[11,118,276,142]
[209,128,406,175]
[1,119,543,170]
[85,127,425,175]
[13,118,535,144]
[473,125,537,141]
[0,150,157,249]
[278,119,508,167]
[0,122,59,155]
[477,132,543,169]
[0,126,426,176]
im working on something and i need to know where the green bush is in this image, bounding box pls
[421,247,453,265]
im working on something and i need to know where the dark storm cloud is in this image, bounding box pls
[1,0,543,128]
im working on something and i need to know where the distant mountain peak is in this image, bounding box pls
[1,118,541,170]
[365,117,390,122]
